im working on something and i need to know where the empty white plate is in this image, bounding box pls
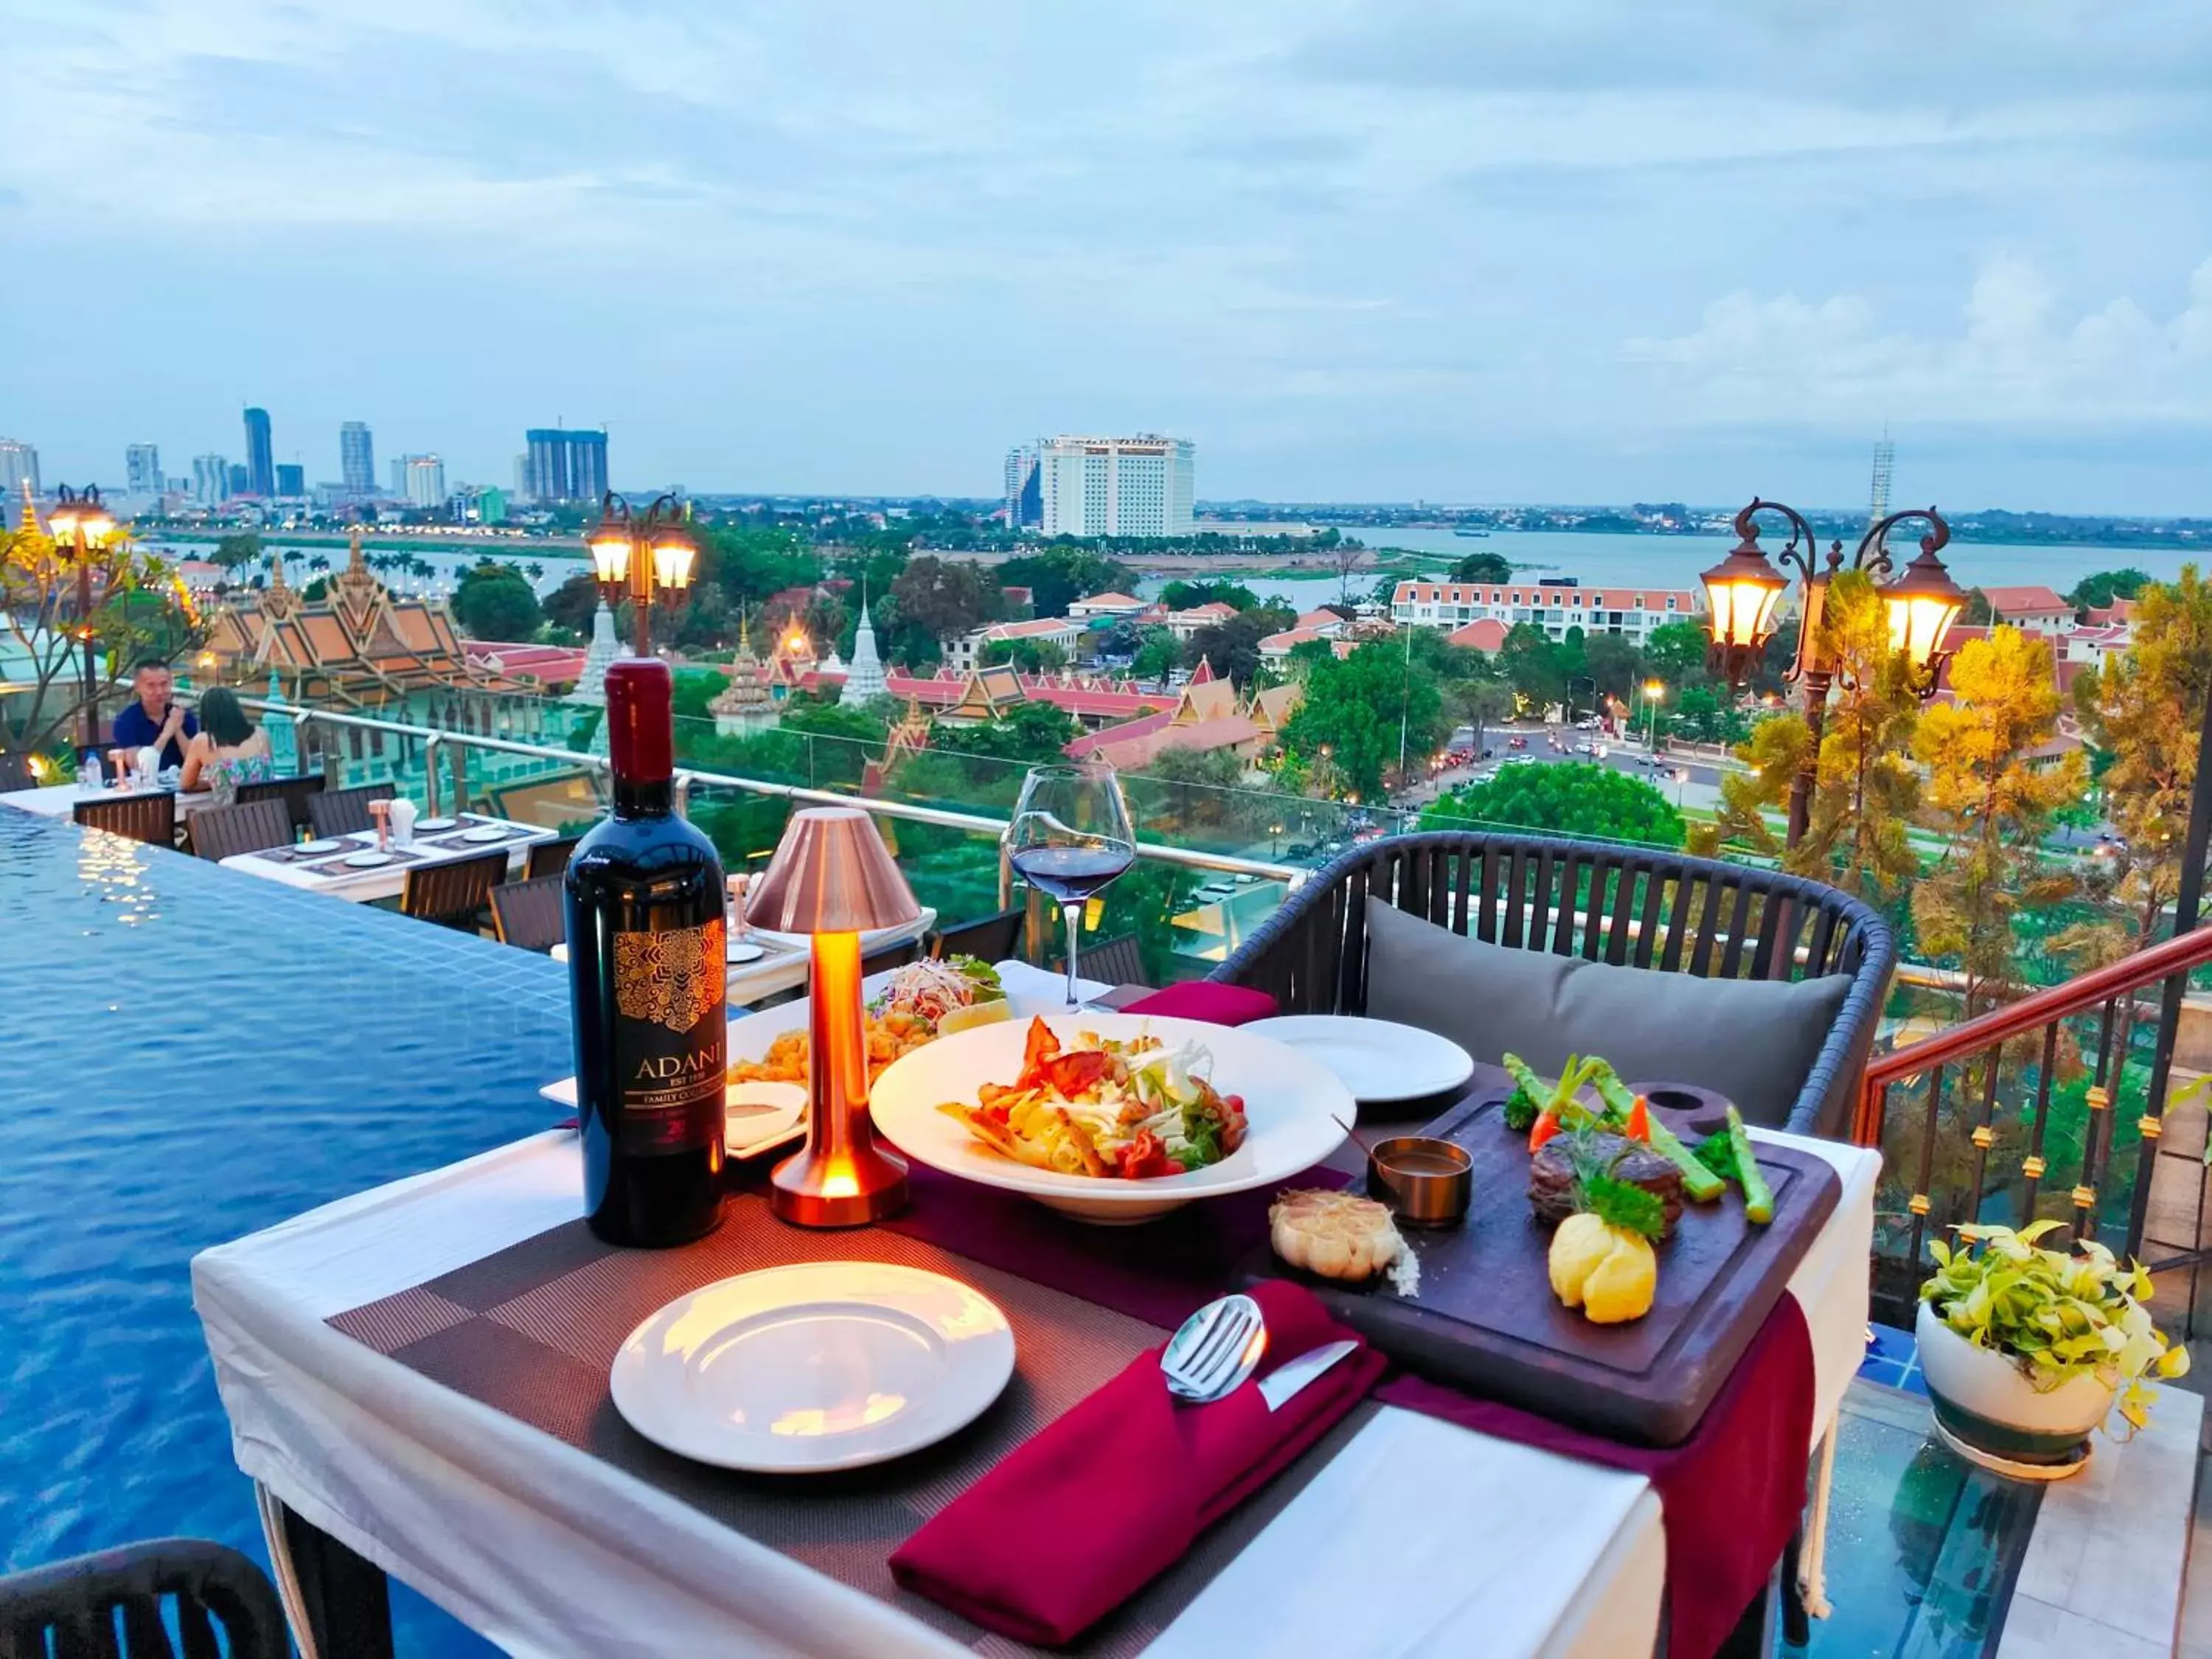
[1241,1015,1474,1104]
[461,824,511,843]
[610,1262,1014,1472]
[728,939,766,964]
[414,817,458,833]
[343,850,396,869]
[297,840,342,855]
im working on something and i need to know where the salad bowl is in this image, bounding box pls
[869,1012,1353,1223]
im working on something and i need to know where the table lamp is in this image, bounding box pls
[746,807,921,1226]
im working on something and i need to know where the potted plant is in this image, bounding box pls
[1916,1220,2189,1478]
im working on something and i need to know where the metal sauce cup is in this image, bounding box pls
[1367,1135,1473,1228]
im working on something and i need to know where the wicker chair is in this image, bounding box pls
[400,849,509,930]
[0,1537,288,1659]
[1079,933,1147,989]
[307,782,395,839]
[73,793,177,847]
[189,797,293,863]
[1212,831,1896,1139]
[234,773,326,837]
[926,906,1026,964]
[525,835,583,880]
[490,874,568,952]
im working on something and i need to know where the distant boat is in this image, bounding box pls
[1453,529,1490,539]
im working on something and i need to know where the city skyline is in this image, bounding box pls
[4,4,2209,512]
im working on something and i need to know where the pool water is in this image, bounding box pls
[0,810,571,1655]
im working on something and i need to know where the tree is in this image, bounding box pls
[1132,627,1179,682]
[1328,534,1366,605]
[1184,607,1294,686]
[2067,568,2152,614]
[1277,639,1444,798]
[452,560,542,640]
[997,549,1132,620]
[1158,579,1259,611]
[1582,633,1644,703]
[543,571,601,636]
[1451,549,1512,583]
[981,637,1068,673]
[210,532,263,572]
[1135,744,1248,831]
[1423,762,1685,848]
[1913,627,2087,1015]
[1499,622,1568,714]
[1450,680,1516,754]
[698,521,822,608]
[887,555,997,661]
[1641,620,1709,689]
[929,700,1079,769]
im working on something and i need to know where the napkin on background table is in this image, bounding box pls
[890,1279,1384,1647]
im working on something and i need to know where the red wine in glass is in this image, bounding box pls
[1006,764,1136,1008]
[1008,846,1135,904]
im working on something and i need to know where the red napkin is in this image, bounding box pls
[891,1279,1383,1646]
[1121,981,1279,1026]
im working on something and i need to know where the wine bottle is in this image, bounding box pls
[566,658,728,1246]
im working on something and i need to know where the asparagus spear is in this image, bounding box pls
[1590,1066,1727,1203]
[1725,1107,1774,1224]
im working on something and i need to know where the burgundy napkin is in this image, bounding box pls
[1120,981,1279,1026]
[891,1279,1384,1646]
[1377,1295,1815,1659]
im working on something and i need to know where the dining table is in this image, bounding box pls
[0,779,220,819]
[193,975,1879,1659]
[218,814,558,905]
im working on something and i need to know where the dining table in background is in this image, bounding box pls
[549,907,939,1008]
[218,815,557,905]
[0,779,220,819]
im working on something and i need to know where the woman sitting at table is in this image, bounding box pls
[180,687,276,804]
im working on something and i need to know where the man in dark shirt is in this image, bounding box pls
[110,660,198,771]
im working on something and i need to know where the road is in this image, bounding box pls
[1409,723,1728,815]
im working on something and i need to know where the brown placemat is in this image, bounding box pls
[329,1191,1370,1655]
[420,822,528,849]
[302,846,425,877]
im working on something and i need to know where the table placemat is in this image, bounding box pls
[249,841,349,865]
[328,1192,1370,1656]
[419,821,529,849]
[302,846,425,877]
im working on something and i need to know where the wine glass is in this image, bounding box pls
[1006,762,1136,1009]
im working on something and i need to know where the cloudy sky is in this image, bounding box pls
[4,1,2208,512]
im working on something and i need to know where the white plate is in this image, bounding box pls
[1241,1015,1474,1104]
[460,824,512,844]
[414,817,458,833]
[343,850,396,869]
[870,1012,1352,1224]
[728,939,767,964]
[611,1262,1014,1473]
[298,839,342,855]
[723,1082,806,1155]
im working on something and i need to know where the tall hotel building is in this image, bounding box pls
[340,422,376,496]
[1036,434,1194,538]
[524,428,609,504]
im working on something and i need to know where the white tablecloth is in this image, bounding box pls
[0,781,218,818]
[219,818,556,903]
[193,1116,1877,1659]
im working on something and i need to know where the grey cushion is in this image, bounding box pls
[1361,900,1851,1126]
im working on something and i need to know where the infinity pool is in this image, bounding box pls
[0,808,571,1654]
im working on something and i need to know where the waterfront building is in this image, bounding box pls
[192,454,230,505]
[0,437,40,495]
[524,428,609,504]
[1003,446,1040,527]
[243,407,275,496]
[400,454,448,509]
[275,463,305,498]
[227,462,249,497]
[1980,585,2073,636]
[339,422,376,496]
[1065,590,1151,621]
[125,443,162,497]
[1391,577,1704,646]
[1037,434,1195,538]
[1164,601,1238,640]
[942,615,1088,673]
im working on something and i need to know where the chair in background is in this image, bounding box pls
[188,798,293,863]
[307,782,396,839]
[1079,933,1147,988]
[525,835,583,880]
[490,874,568,952]
[861,938,922,976]
[72,793,177,847]
[235,773,326,838]
[0,1537,288,1659]
[926,906,1025,965]
[400,849,510,931]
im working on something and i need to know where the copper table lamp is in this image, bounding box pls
[747,807,922,1226]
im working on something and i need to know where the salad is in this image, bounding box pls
[939,1017,1249,1180]
[730,956,1005,1087]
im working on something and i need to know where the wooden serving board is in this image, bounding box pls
[1239,1090,1840,1447]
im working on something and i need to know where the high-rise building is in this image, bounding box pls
[1036,434,1194,538]
[339,421,376,496]
[243,407,274,496]
[400,453,448,509]
[1004,446,1041,528]
[512,455,531,503]
[0,438,40,495]
[125,443,162,497]
[227,462,250,497]
[389,458,408,498]
[477,487,507,525]
[275,462,305,498]
[192,454,230,504]
[524,427,610,504]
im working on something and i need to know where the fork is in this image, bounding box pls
[1161,1294,1268,1403]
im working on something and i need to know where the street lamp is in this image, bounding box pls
[46,485,118,750]
[1641,678,1665,751]
[1701,498,1965,848]
[588,491,697,657]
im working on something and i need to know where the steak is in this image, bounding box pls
[1528,1130,1686,1235]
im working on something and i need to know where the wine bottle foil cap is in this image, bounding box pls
[605,658,674,782]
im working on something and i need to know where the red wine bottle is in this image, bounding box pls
[566,659,728,1246]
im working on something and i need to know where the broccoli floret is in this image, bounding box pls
[1502,1085,1542,1133]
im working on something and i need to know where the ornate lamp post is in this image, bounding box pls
[1701,498,1966,849]
[587,491,698,658]
[46,485,118,749]
[1641,678,1665,750]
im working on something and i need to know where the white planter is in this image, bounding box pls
[1915,1301,2115,1471]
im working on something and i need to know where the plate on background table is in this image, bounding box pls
[1241,1015,1474,1105]
[297,839,342,855]
[727,938,767,964]
[460,824,512,844]
[343,850,395,869]
[610,1262,1014,1473]
[870,1012,1353,1224]
[413,817,458,834]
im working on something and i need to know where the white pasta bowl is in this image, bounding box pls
[869,1012,1353,1223]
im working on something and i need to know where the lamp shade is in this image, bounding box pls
[587,525,633,585]
[650,532,697,591]
[747,807,920,935]
[1881,545,1967,672]
[1700,540,1789,656]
